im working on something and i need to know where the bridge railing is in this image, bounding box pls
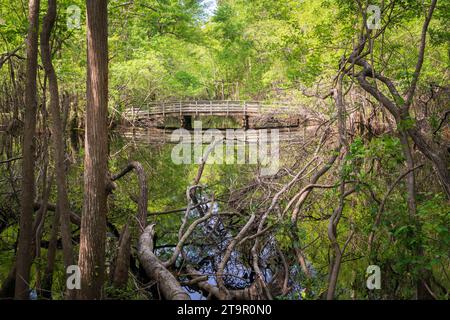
[123,100,302,120]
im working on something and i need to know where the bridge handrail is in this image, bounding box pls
[123,100,302,118]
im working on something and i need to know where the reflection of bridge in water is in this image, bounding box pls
[119,127,312,145]
[123,100,312,130]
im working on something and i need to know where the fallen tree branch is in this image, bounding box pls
[138,224,190,300]
[0,156,22,165]
[184,265,283,300]
[33,202,120,238]
[163,196,215,268]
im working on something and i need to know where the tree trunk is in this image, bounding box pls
[407,127,450,199]
[111,161,148,229]
[40,0,75,299]
[15,0,40,300]
[40,208,60,300]
[0,265,16,298]
[399,132,434,300]
[77,0,109,300]
[327,76,348,300]
[109,161,148,289]
[111,224,131,289]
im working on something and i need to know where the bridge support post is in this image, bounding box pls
[181,115,192,130]
[241,115,249,130]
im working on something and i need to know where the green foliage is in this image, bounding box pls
[1,0,449,301]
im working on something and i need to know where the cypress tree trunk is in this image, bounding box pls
[77,0,109,299]
[15,0,40,300]
[40,0,75,299]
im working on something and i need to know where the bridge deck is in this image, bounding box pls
[123,100,303,120]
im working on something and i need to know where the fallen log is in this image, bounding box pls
[185,265,284,300]
[138,224,190,300]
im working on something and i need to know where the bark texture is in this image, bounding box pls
[15,0,40,300]
[40,0,75,298]
[77,0,109,300]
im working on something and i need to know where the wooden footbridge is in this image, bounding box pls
[123,100,308,129]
